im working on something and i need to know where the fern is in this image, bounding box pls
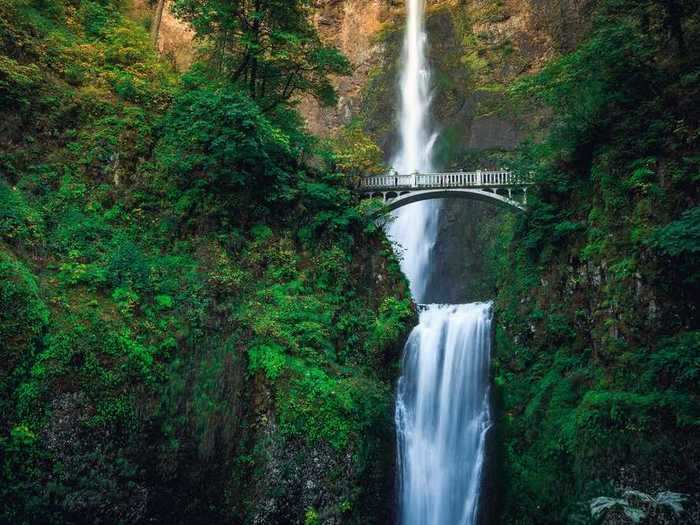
[590,490,687,523]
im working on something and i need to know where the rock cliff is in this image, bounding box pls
[132,0,195,71]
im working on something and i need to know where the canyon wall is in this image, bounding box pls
[305,0,593,140]
[297,0,593,303]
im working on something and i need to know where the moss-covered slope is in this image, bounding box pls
[489,1,700,522]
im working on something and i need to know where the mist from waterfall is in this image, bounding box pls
[390,1,493,524]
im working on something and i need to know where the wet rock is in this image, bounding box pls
[42,393,148,524]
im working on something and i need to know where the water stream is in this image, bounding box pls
[389,1,493,524]
[396,304,492,525]
[387,0,437,301]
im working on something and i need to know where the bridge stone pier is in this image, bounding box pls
[358,170,532,211]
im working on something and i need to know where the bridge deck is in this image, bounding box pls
[359,170,531,191]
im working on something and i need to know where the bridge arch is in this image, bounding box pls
[377,188,526,213]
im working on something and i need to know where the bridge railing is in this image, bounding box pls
[359,170,532,190]
[360,174,415,189]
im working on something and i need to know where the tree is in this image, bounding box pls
[330,120,385,177]
[172,0,351,110]
[150,0,166,46]
[156,72,304,227]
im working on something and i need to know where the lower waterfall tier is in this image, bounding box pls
[396,303,493,525]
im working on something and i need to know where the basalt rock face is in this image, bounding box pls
[247,391,396,525]
[307,0,593,138]
[132,0,195,71]
[487,1,700,522]
[423,0,591,304]
[300,0,399,136]
[421,200,503,304]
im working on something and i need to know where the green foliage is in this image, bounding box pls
[366,297,415,355]
[591,490,688,523]
[278,366,388,449]
[20,313,159,424]
[649,206,700,257]
[172,0,350,109]
[248,343,286,380]
[107,238,150,289]
[0,179,44,246]
[493,1,700,522]
[157,72,301,225]
[0,257,45,341]
[0,3,412,523]
[0,253,48,418]
[327,119,385,176]
[0,54,40,109]
[236,235,413,450]
[304,507,320,525]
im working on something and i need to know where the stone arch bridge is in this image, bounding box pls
[359,170,532,211]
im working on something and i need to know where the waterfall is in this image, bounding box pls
[387,0,437,302]
[390,2,493,524]
[396,304,492,525]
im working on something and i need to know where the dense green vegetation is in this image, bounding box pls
[490,1,700,522]
[0,1,413,523]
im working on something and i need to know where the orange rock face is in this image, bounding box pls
[298,0,400,137]
[132,0,195,71]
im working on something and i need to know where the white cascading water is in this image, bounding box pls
[387,0,438,301]
[395,304,492,525]
[390,1,493,524]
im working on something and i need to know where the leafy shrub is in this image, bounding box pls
[0,1,412,522]
[277,367,390,450]
[591,490,687,523]
[366,297,414,354]
[0,55,40,110]
[0,180,44,245]
[649,206,700,257]
[328,119,385,176]
[106,237,150,290]
[21,313,158,426]
[158,73,298,224]
[248,343,286,380]
[0,254,48,409]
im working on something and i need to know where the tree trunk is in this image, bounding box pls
[151,0,166,47]
[665,0,687,56]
